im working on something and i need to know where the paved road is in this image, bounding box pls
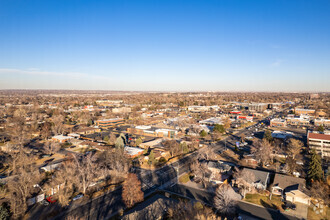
[39,111,286,220]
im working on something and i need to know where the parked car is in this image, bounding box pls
[39,200,49,206]
[283,201,296,210]
[46,196,57,204]
[73,194,84,201]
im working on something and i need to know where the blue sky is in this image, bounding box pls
[0,0,329,91]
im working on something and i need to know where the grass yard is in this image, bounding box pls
[307,206,330,220]
[179,173,190,183]
[244,193,284,211]
[68,146,94,153]
[35,153,66,166]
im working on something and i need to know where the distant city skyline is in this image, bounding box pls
[0,0,329,92]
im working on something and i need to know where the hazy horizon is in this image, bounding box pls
[1,0,330,91]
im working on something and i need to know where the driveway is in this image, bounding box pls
[285,202,308,219]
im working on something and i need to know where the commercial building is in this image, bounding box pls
[314,118,330,128]
[187,105,219,112]
[270,118,287,127]
[95,118,124,129]
[75,127,101,135]
[307,132,330,158]
[294,108,315,116]
[237,115,253,122]
[112,107,131,114]
[96,100,123,107]
[271,131,293,139]
[199,117,223,126]
[127,126,177,138]
[286,115,310,127]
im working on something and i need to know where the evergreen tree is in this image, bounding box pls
[136,138,142,146]
[148,150,155,165]
[200,130,207,138]
[115,135,125,149]
[317,125,325,133]
[0,204,9,220]
[308,149,323,182]
[181,142,189,154]
[263,130,273,142]
[214,124,225,133]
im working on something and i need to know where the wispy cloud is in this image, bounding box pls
[0,68,111,80]
[270,59,284,67]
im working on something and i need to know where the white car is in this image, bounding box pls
[73,194,84,201]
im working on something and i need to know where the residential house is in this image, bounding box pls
[207,161,232,184]
[241,168,270,190]
[272,174,310,205]
[51,135,73,143]
[124,146,144,158]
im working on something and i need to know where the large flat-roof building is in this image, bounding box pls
[127,126,178,138]
[95,118,124,129]
[294,108,315,116]
[286,115,310,127]
[270,118,287,127]
[314,118,330,128]
[308,132,330,158]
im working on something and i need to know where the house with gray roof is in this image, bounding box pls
[272,174,310,205]
[242,168,270,190]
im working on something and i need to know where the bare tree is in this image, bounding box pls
[72,153,99,194]
[310,181,330,206]
[7,168,41,218]
[52,114,65,135]
[43,141,61,155]
[190,161,211,188]
[122,173,144,208]
[214,184,240,217]
[251,139,273,166]
[98,148,130,179]
[287,138,303,160]
[162,140,180,158]
[233,168,255,198]
[41,122,51,140]
[198,148,217,161]
[49,161,76,207]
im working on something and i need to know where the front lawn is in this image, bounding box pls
[179,173,191,183]
[244,193,283,211]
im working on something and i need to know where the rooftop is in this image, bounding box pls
[308,132,330,141]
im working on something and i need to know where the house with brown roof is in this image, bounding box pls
[272,174,310,205]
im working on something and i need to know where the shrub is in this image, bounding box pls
[158,157,167,163]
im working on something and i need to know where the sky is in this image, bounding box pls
[0,0,330,92]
